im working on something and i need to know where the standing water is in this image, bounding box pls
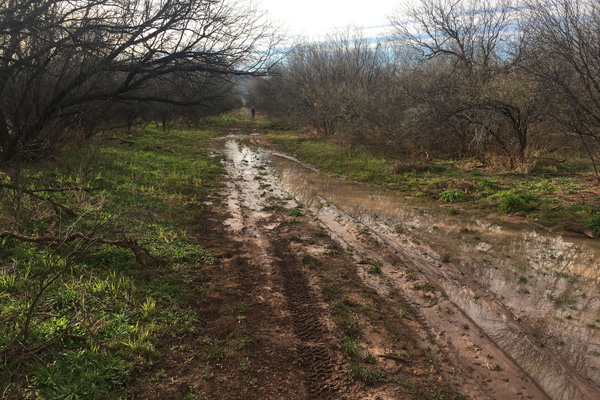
[221,139,600,400]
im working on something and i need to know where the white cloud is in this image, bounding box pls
[256,0,400,39]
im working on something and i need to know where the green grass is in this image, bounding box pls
[439,189,465,203]
[340,337,376,363]
[265,129,599,229]
[0,124,225,397]
[329,300,360,338]
[348,363,386,385]
[586,214,600,236]
[33,350,130,399]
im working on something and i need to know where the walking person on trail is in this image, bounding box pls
[251,106,255,119]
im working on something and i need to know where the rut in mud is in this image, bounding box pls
[218,133,600,400]
[271,237,342,398]
[221,137,347,399]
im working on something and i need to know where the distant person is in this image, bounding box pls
[251,106,255,119]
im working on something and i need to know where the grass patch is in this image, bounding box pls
[329,300,360,338]
[33,350,130,399]
[348,363,386,385]
[0,124,224,397]
[586,214,600,236]
[496,191,537,214]
[340,337,376,363]
[439,189,465,203]
[265,128,599,230]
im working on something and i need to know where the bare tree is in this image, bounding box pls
[249,31,394,145]
[524,0,600,179]
[0,0,280,163]
[391,0,542,168]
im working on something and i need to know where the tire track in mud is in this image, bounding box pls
[310,201,551,399]
[270,235,343,399]
[220,138,345,398]
[223,137,550,398]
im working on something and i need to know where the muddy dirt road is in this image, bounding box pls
[215,131,600,400]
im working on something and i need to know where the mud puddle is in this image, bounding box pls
[219,138,600,399]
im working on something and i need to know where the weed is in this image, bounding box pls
[397,303,417,320]
[367,261,382,274]
[302,254,323,269]
[340,337,376,363]
[329,300,360,337]
[235,336,252,351]
[348,363,386,385]
[356,225,370,235]
[288,206,303,217]
[547,293,575,306]
[477,178,498,192]
[324,243,341,256]
[321,284,344,299]
[232,300,249,314]
[205,344,225,361]
[496,191,537,213]
[412,281,435,292]
[498,193,526,213]
[384,319,399,336]
[394,224,405,235]
[47,286,80,311]
[240,356,251,369]
[312,230,330,238]
[428,163,447,173]
[200,369,213,381]
[518,276,528,284]
[151,369,166,383]
[33,350,130,399]
[516,264,529,271]
[261,204,283,211]
[439,189,465,203]
[141,296,156,316]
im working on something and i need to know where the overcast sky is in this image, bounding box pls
[255,0,402,40]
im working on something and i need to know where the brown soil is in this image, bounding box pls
[128,126,553,399]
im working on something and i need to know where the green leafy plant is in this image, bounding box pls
[439,189,465,203]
